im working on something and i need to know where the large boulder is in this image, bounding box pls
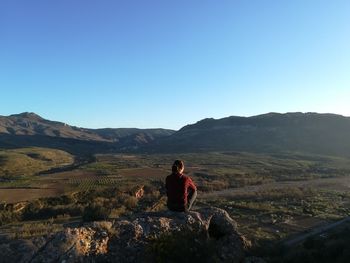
[2,207,251,263]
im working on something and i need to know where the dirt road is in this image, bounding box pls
[283,216,350,246]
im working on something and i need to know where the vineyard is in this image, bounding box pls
[67,176,122,190]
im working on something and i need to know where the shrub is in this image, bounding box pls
[145,228,219,263]
[0,210,21,226]
[109,206,127,218]
[13,221,62,239]
[82,204,110,222]
[118,194,138,209]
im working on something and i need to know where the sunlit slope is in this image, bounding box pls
[0,147,74,177]
[0,112,175,154]
[149,112,350,156]
[0,112,174,142]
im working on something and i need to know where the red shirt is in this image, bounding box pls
[165,173,197,211]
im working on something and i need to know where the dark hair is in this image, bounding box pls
[172,160,184,174]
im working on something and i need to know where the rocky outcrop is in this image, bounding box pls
[1,207,252,263]
[131,185,145,199]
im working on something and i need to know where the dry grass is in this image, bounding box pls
[0,147,73,178]
[0,188,63,203]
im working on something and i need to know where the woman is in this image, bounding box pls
[165,160,197,212]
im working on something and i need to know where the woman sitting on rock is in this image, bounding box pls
[165,160,197,212]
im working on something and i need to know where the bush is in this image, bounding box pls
[109,206,127,218]
[118,194,138,209]
[145,228,219,263]
[22,203,84,220]
[82,204,110,222]
[13,221,62,239]
[0,210,21,226]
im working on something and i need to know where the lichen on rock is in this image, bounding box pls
[2,207,252,263]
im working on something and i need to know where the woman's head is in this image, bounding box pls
[172,160,184,174]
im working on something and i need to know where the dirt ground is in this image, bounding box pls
[39,170,98,180]
[0,168,169,203]
[201,176,350,199]
[0,188,63,203]
[118,167,168,179]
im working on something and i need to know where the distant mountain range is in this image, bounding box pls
[1,112,350,157]
[148,112,350,156]
[0,112,174,154]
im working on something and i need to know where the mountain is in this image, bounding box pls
[2,112,350,157]
[147,112,350,156]
[0,112,175,154]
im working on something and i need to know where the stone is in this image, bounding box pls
[1,207,254,263]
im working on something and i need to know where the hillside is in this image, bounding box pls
[148,112,350,156]
[2,112,350,157]
[0,113,175,154]
[0,147,74,178]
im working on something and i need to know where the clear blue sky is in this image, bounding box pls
[1,1,349,130]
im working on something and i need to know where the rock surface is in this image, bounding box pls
[0,207,252,263]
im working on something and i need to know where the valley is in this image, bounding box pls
[1,112,350,262]
[1,149,350,248]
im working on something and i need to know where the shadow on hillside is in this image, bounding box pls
[0,134,119,156]
[0,155,6,165]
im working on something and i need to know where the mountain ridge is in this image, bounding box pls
[0,112,174,141]
[0,112,174,154]
[147,112,350,156]
[1,112,350,157]
[180,112,350,131]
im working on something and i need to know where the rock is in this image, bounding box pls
[244,256,267,263]
[12,202,29,213]
[30,226,110,263]
[134,186,145,199]
[1,207,253,263]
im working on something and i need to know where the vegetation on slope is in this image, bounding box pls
[266,222,350,263]
[148,112,350,157]
[0,147,74,178]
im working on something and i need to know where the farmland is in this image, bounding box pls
[1,149,350,251]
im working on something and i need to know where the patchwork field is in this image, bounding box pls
[0,188,62,204]
[1,149,350,250]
